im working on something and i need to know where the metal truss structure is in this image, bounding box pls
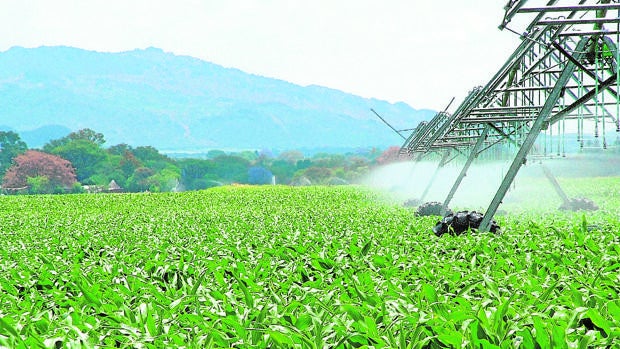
[400,0,620,231]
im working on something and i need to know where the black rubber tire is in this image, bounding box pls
[559,197,599,211]
[403,198,422,207]
[415,201,452,217]
[433,210,501,236]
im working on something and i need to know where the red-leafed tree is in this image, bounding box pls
[2,150,77,193]
[376,146,408,165]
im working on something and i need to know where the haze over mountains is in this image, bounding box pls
[0,46,434,151]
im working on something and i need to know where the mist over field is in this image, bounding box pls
[365,160,510,210]
[364,152,620,212]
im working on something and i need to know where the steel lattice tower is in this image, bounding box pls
[400,0,620,231]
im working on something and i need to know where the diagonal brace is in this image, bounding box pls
[441,126,490,215]
[480,38,588,232]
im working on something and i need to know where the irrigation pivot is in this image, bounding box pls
[400,0,620,231]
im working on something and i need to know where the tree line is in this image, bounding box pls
[0,129,399,194]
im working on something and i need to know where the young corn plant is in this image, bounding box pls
[0,179,618,348]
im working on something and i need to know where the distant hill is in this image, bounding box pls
[0,46,435,151]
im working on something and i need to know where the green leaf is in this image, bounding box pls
[607,301,620,320]
[122,304,137,324]
[0,317,20,339]
[437,329,463,347]
[223,317,247,339]
[348,334,368,347]
[169,296,186,310]
[533,316,550,348]
[578,331,596,349]
[34,318,50,334]
[603,262,620,273]
[364,316,379,337]
[422,283,437,303]
[536,280,559,308]
[493,293,515,336]
[256,304,269,324]
[268,330,294,345]
[483,276,500,299]
[479,339,501,349]
[361,241,371,257]
[233,275,254,309]
[580,214,588,234]
[295,314,313,331]
[210,290,225,301]
[190,271,205,296]
[350,277,377,306]
[517,328,535,349]
[372,255,388,267]
[75,280,102,308]
[146,313,157,337]
[456,279,483,298]
[342,305,363,323]
[477,306,490,330]
[468,320,483,347]
[585,308,611,337]
[551,323,567,349]
[571,288,584,307]
[38,254,53,266]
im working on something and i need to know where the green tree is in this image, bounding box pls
[70,128,106,146]
[148,166,181,192]
[27,176,53,194]
[133,146,167,162]
[89,152,128,189]
[213,155,250,183]
[206,149,226,159]
[269,159,297,184]
[343,156,369,182]
[234,150,259,162]
[43,128,105,152]
[296,159,312,170]
[0,131,28,176]
[301,167,333,185]
[50,139,108,183]
[119,151,142,177]
[132,146,175,172]
[314,153,346,168]
[127,167,156,192]
[43,129,110,184]
[178,159,218,190]
[278,150,304,164]
[108,143,133,156]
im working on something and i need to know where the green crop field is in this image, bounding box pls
[1,179,619,348]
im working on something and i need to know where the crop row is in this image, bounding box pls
[0,181,619,348]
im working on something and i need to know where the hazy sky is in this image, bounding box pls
[1,1,522,111]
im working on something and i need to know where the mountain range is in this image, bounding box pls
[0,46,434,151]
